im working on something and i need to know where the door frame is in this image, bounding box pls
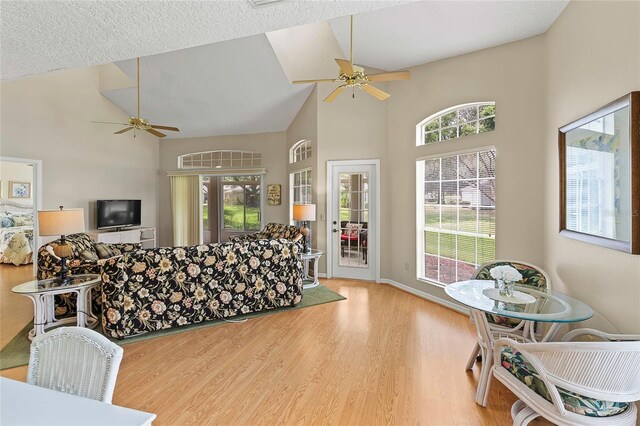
[0,156,43,275]
[326,159,380,282]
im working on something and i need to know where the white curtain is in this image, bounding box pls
[170,175,201,246]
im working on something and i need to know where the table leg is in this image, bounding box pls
[26,294,46,341]
[76,288,88,328]
[312,256,320,287]
[541,323,561,342]
[469,309,494,407]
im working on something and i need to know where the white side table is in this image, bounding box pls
[300,249,323,289]
[12,274,101,340]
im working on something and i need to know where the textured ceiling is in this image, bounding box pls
[0,0,406,81]
[100,34,313,138]
[329,1,568,71]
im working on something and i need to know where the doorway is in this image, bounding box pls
[202,175,262,244]
[0,156,42,274]
[326,160,379,281]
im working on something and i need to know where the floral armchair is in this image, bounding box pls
[228,223,302,244]
[37,233,140,317]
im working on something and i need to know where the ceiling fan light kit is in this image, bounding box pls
[292,15,411,102]
[93,57,180,138]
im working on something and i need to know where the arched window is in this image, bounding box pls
[416,102,495,146]
[178,150,261,169]
[289,140,312,164]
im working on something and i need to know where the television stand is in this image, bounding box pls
[88,227,156,249]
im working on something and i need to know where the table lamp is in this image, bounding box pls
[38,206,85,283]
[293,204,316,253]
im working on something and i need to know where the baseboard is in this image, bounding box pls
[378,278,469,315]
[317,273,327,278]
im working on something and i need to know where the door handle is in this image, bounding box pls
[332,229,339,233]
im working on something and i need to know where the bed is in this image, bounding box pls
[0,200,35,265]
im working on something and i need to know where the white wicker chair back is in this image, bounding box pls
[27,327,123,403]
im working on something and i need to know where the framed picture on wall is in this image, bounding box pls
[9,181,31,199]
[267,184,281,205]
[559,91,639,254]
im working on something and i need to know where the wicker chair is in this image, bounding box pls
[27,327,124,403]
[492,329,640,425]
[466,260,551,371]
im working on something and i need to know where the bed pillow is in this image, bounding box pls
[13,216,33,226]
[0,215,14,227]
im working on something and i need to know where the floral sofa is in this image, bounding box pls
[100,238,303,339]
[228,223,302,244]
[37,233,140,317]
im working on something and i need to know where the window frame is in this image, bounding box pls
[289,167,312,225]
[416,102,496,146]
[416,145,497,287]
[289,140,312,164]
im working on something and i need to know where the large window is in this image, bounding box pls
[290,168,312,223]
[289,140,312,164]
[416,149,496,285]
[417,102,496,145]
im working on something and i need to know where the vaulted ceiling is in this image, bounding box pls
[2,1,568,139]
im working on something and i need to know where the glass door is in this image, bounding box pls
[219,175,261,242]
[330,163,377,281]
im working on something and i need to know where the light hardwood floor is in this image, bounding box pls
[0,264,549,425]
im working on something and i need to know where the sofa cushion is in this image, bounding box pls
[501,347,629,417]
[0,214,14,227]
[94,242,117,259]
[79,249,99,261]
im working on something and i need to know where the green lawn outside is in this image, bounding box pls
[224,204,260,230]
[425,231,494,264]
[425,206,495,235]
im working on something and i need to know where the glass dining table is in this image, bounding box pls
[445,279,594,406]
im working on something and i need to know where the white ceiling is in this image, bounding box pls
[329,1,568,71]
[101,34,313,138]
[2,1,569,138]
[0,0,406,81]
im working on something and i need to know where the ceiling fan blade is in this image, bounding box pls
[114,127,134,134]
[335,58,354,75]
[360,84,391,101]
[93,121,129,125]
[149,125,180,132]
[367,70,411,82]
[146,128,167,138]
[293,79,338,84]
[323,86,346,103]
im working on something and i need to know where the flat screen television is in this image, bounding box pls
[97,200,141,230]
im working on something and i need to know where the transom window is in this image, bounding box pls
[290,140,312,164]
[417,102,496,145]
[416,148,496,285]
[179,151,261,169]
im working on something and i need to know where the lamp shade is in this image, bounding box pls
[38,208,85,236]
[292,204,316,222]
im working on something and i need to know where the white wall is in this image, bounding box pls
[0,161,33,204]
[384,35,546,304]
[158,132,289,247]
[543,1,640,333]
[0,67,160,231]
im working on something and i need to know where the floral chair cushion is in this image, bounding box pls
[474,261,548,327]
[501,347,629,417]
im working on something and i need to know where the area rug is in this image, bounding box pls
[0,285,345,370]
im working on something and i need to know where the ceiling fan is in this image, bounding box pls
[293,15,410,102]
[93,58,179,138]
